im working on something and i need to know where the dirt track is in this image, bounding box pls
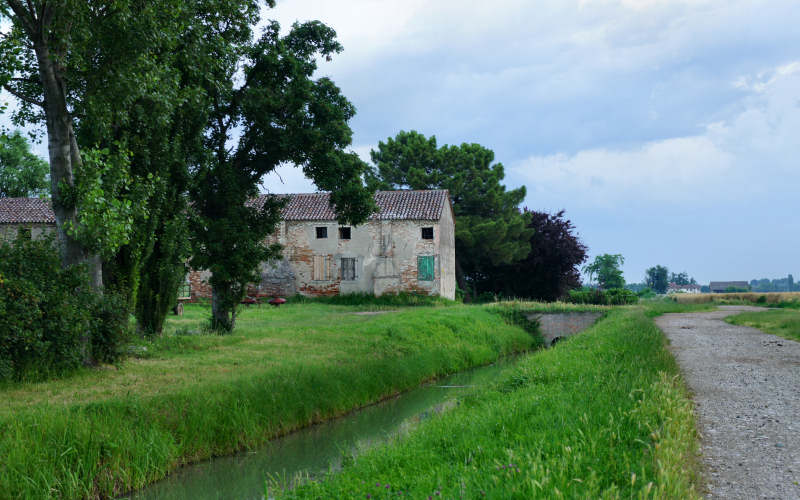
[656,306,800,499]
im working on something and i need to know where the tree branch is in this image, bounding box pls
[5,0,38,36]
[3,83,44,107]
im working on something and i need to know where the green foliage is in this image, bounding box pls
[583,253,625,290]
[367,130,532,294]
[0,130,48,197]
[61,145,146,258]
[0,235,129,382]
[0,302,533,498]
[645,265,669,294]
[568,287,638,305]
[190,18,374,331]
[282,309,701,499]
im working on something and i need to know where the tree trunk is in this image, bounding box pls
[33,41,99,365]
[211,286,235,332]
[455,257,470,303]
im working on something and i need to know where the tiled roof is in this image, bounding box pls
[0,197,55,224]
[256,190,450,221]
[2,190,451,225]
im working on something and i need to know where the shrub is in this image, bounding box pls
[0,234,129,381]
[567,287,638,305]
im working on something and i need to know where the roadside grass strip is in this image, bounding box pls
[0,304,536,499]
[726,309,800,342]
[281,308,701,499]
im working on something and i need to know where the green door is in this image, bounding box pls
[417,256,435,281]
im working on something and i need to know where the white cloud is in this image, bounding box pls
[512,60,800,208]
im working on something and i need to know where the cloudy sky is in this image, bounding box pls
[4,1,797,286]
[262,0,800,285]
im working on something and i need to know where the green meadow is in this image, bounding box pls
[281,307,702,499]
[0,302,537,499]
[726,308,800,342]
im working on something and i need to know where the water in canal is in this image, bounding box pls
[127,359,515,500]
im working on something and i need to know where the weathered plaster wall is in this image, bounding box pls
[188,197,456,300]
[438,203,456,300]
[0,224,54,242]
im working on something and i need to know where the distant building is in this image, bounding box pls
[709,281,750,293]
[667,282,702,294]
[0,197,55,241]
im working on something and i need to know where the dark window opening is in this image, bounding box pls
[316,226,328,239]
[339,227,351,240]
[341,257,356,281]
[421,227,434,240]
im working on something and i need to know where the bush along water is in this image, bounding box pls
[567,287,638,305]
[0,233,130,382]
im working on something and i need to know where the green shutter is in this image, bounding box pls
[418,256,435,281]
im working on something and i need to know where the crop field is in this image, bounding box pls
[673,292,800,306]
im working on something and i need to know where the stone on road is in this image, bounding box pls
[656,306,800,500]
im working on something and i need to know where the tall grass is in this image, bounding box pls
[0,303,536,499]
[281,309,701,499]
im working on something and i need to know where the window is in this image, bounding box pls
[421,227,434,240]
[316,226,328,239]
[339,227,351,240]
[417,255,435,281]
[313,255,332,280]
[341,257,356,281]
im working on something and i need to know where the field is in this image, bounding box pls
[726,309,800,342]
[0,302,539,499]
[673,291,800,306]
[281,306,701,499]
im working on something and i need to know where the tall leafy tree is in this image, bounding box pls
[190,20,374,331]
[0,130,48,197]
[367,130,532,294]
[645,265,669,294]
[583,253,625,290]
[490,209,587,300]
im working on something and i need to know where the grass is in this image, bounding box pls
[726,309,800,342]
[280,308,701,499]
[0,302,538,499]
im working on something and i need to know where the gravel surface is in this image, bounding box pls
[656,306,800,500]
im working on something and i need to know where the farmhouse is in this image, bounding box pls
[189,189,457,300]
[0,197,55,241]
[2,190,457,301]
[667,283,701,294]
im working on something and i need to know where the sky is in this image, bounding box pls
[4,1,798,285]
[260,0,800,285]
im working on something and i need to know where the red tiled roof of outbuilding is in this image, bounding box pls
[0,197,55,224]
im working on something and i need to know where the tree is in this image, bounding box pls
[189,20,374,332]
[489,209,587,300]
[646,265,669,294]
[0,130,48,197]
[669,271,696,286]
[583,254,625,290]
[367,130,532,295]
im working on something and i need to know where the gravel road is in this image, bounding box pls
[656,306,800,499]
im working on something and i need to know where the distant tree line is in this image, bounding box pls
[749,275,797,292]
